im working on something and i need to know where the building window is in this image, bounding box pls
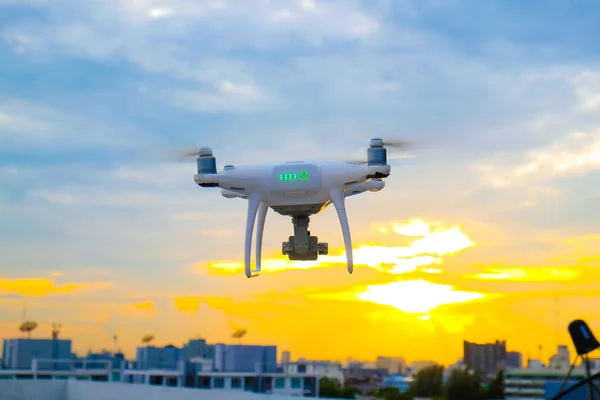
[213,377,225,388]
[166,377,178,387]
[231,378,242,389]
[274,378,285,389]
[291,378,302,389]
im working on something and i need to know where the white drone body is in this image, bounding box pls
[193,138,393,278]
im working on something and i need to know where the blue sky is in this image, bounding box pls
[2,0,599,268]
[1,0,600,356]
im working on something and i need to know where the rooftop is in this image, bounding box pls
[0,380,340,400]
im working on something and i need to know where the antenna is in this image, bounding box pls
[555,288,560,350]
[22,299,27,323]
[51,323,62,340]
[113,334,118,353]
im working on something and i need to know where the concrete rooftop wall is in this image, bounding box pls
[0,380,66,400]
[0,380,337,400]
[67,381,313,400]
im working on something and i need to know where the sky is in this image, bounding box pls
[1,0,600,366]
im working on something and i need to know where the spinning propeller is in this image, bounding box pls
[344,138,419,165]
[174,137,420,166]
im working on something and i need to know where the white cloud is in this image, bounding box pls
[169,82,272,113]
[479,127,600,188]
[570,71,600,112]
[0,98,141,149]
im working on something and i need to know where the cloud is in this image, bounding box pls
[311,279,491,314]
[570,70,600,112]
[463,267,580,282]
[2,0,600,363]
[479,128,600,188]
[173,297,203,312]
[0,276,112,297]
[122,300,157,319]
[0,0,381,117]
[203,219,475,276]
[0,98,141,150]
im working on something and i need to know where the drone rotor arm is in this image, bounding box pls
[344,179,385,197]
[330,188,354,274]
[194,172,221,187]
[221,189,247,199]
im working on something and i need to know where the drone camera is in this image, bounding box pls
[282,236,328,261]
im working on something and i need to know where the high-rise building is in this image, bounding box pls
[506,351,523,369]
[183,339,214,361]
[213,344,277,373]
[463,340,507,376]
[136,345,182,370]
[549,345,570,370]
[281,350,291,365]
[2,338,72,370]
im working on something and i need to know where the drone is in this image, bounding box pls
[190,138,406,278]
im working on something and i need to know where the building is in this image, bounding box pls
[0,357,113,381]
[2,338,72,370]
[0,379,324,399]
[504,367,598,400]
[195,371,320,396]
[135,344,181,370]
[183,339,214,361]
[281,351,291,365]
[375,356,406,375]
[343,364,388,393]
[463,340,507,376]
[406,360,437,375]
[507,352,523,370]
[381,374,413,392]
[0,355,321,398]
[548,346,570,370]
[283,360,344,383]
[528,359,543,369]
[83,350,126,370]
[213,344,277,373]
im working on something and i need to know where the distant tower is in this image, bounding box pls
[52,323,62,340]
[113,334,119,353]
[281,351,291,365]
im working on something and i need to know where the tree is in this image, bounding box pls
[319,377,361,399]
[445,367,484,400]
[410,364,444,397]
[372,386,414,400]
[319,377,343,398]
[484,369,504,399]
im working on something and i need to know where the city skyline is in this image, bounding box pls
[1,0,600,366]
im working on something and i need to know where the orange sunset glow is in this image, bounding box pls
[2,209,600,366]
[1,209,599,366]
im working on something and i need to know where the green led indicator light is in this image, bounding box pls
[279,171,309,181]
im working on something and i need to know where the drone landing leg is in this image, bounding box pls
[244,194,262,278]
[254,202,269,277]
[330,188,354,274]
